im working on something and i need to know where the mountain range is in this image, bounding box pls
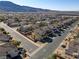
[0,1,79,15]
[0,1,53,12]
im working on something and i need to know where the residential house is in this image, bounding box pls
[4,19,20,27]
[0,43,20,59]
[18,25,33,35]
[65,39,79,59]
[20,21,27,25]
[31,29,45,42]
[0,32,12,42]
[31,26,50,42]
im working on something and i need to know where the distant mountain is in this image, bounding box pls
[0,1,52,12]
[0,1,79,15]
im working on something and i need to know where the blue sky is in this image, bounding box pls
[0,0,79,11]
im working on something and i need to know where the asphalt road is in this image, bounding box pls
[0,22,38,54]
[30,21,79,59]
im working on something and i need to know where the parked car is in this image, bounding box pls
[18,48,26,54]
[52,28,62,36]
[48,32,57,37]
[40,37,53,43]
[57,27,65,33]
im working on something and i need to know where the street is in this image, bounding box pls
[0,20,78,59]
[30,21,79,59]
[0,22,39,54]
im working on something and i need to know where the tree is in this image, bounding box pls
[11,40,21,47]
[31,33,41,42]
[0,28,5,31]
[15,17,20,22]
[28,26,34,31]
[77,24,79,27]
[3,31,8,34]
[50,20,60,27]
[0,16,5,22]
[39,21,48,27]
[48,54,57,59]
[76,33,79,38]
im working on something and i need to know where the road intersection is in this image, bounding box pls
[0,20,78,59]
[30,21,79,59]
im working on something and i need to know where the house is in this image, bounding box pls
[18,25,34,35]
[77,55,79,59]
[65,39,79,59]
[31,26,50,42]
[4,19,20,27]
[20,21,27,25]
[31,24,39,29]
[0,42,20,59]
[0,32,12,42]
[18,25,32,32]
[41,26,50,31]
[4,19,15,24]
[31,29,44,42]
[8,22,20,27]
